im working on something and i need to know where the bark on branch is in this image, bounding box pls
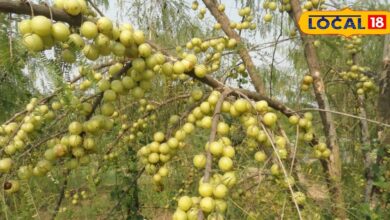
[201,0,266,94]
[203,89,231,182]
[199,89,230,220]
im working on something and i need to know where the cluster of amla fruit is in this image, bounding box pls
[313,142,331,159]
[288,112,316,143]
[171,98,274,219]
[300,74,314,91]
[97,59,162,116]
[19,0,89,55]
[14,0,213,185]
[135,91,217,183]
[263,0,326,23]
[301,0,327,12]
[19,2,239,83]
[0,98,60,193]
[263,0,292,22]
[0,98,55,156]
[191,1,207,19]
[174,141,237,219]
[117,99,157,142]
[1,96,116,185]
[172,98,239,219]
[19,0,151,62]
[135,91,208,184]
[192,1,257,31]
[235,8,257,31]
[137,131,180,184]
[231,7,257,31]
[19,117,107,179]
[64,190,88,205]
[54,0,90,16]
[182,37,237,72]
[338,36,377,95]
[338,64,376,95]
[173,172,237,220]
[342,35,363,55]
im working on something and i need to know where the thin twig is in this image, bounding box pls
[26,180,41,220]
[86,0,104,17]
[203,89,231,182]
[199,89,231,220]
[259,123,303,220]
[17,130,67,159]
[51,170,69,220]
[1,177,9,220]
[233,91,303,220]
[269,12,283,97]
[8,13,13,59]
[290,126,300,175]
[296,108,390,128]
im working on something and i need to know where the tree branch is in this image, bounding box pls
[86,0,104,17]
[201,0,266,94]
[0,0,296,120]
[199,89,231,220]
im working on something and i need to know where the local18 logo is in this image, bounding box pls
[298,8,390,37]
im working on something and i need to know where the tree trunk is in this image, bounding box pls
[378,35,390,146]
[351,54,373,206]
[289,1,347,218]
[372,35,390,207]
[359,94,374,205]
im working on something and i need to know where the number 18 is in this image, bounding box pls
[368,15,386,29]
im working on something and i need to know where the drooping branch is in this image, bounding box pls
[199,89,231,220]
[3,59,117,125]
[296,108,390,128]
[51,170,69,220]
[234,92,303,219]
[201,0,266,94]
[289,0,346,218]
[185,71,296,116]
[203,89,231,182]
[0,0,297,119]
[50,62,132,219]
